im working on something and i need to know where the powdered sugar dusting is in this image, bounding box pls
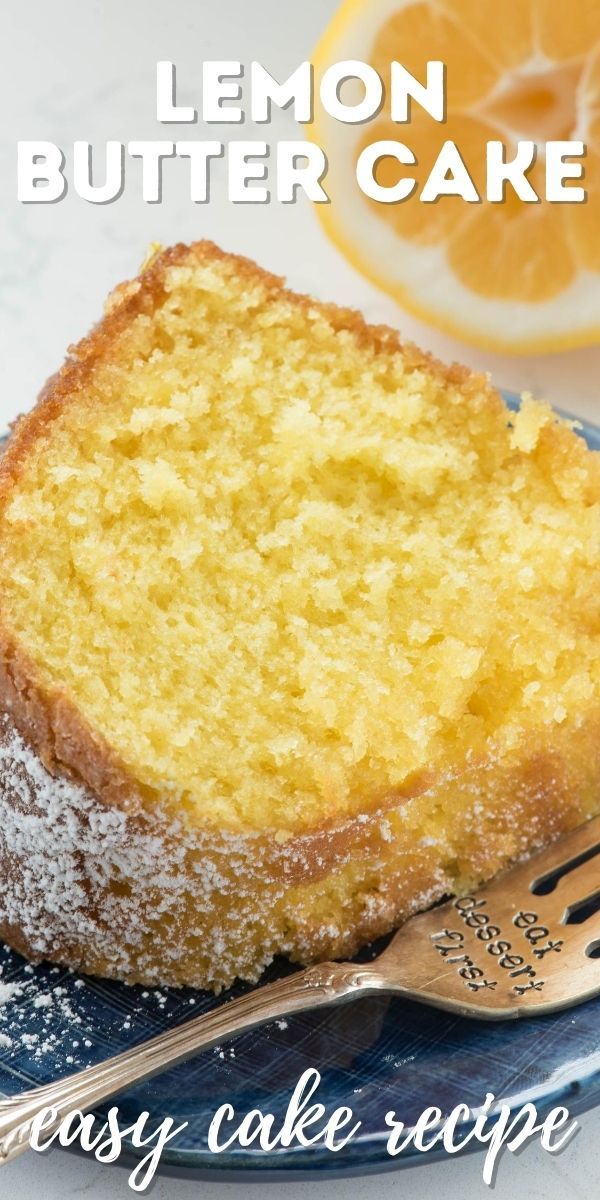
[0,715,448,991]
[0,715,288,989]
[0,982,22,1003]
[0,947,207,1073]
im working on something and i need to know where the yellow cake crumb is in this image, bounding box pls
[1,250,599,842]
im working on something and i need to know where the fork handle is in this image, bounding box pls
[0,960,384,1165]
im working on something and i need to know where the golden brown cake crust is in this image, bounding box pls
[0,708,598,990]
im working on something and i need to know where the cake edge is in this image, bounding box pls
[1,708,599,991]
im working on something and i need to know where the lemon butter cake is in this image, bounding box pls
[0,241,599,990]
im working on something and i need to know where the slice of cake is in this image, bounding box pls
[0,241,598,990]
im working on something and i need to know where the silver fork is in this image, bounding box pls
[1,813,600,1165]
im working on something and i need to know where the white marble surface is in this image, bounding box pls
[1,1,599,1196]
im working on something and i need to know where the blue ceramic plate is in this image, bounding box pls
[1,392,599,1180]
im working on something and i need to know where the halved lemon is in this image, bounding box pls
[313,0,600,354]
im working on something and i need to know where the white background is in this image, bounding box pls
[1,1,600,1195]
